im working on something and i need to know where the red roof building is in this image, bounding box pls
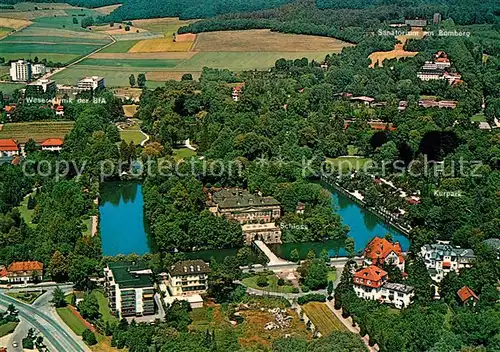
[0,139,20,158]
[363,236,405,271]
[6,261,43,284]
[457,286,478,306]
[40,138,64,151]
[353,265,388,288]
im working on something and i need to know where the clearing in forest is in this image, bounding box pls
[193,29,352,52]
[368,33,424,68]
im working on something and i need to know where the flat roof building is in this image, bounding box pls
[77,76,105,90]
[104,261,155,318]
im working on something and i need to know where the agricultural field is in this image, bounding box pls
[301,302,347,336]
[193,30,352,52]
[0,121,74,143]
[0,7,112,65]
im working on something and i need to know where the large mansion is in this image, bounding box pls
[208,188,282,245]
[352,265,414,309]
[420,241,475,282]
[210,188,281,223]
[363,236,405,272]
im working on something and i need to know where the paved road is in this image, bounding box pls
[0,286,88,352]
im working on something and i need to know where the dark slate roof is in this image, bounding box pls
[107,261,154,289]
[383,282,414,294]
[169,260,211,277]
[213,188,280,209]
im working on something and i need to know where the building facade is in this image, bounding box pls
[78,76,105,90]
[420,241,475,282]
[242,222,282,245]
[40,138,64,152]
[32,64,46,76]
[353,265,414,309]
[363,236,405,272]
[10,60,32,82]
[4,261,43,284]
[0,139,20,158]
[104,262,155,318]
[167,260,210,298]
[29,79,55,93]
[210,188,281,224]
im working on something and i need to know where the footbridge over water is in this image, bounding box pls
[252,240,295,267]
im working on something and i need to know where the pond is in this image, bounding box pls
[99,181,409,260]
[269,183,410,260]
[99,181,151,256]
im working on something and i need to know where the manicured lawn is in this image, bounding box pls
[56,306,87,336]
[173,147,196,161]
[92,290,118,325]
[16,195,34,227]
[471,112,487,122]
[6,290,44,304]
[82,217,92,236]
[241,274,294,294]
[302,302,347,335]
[123,105,138,118]
[0,322,19,338]
[327,268,337,282]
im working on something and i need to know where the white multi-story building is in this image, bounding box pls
[353,265,414,309]
[104,262,155,318]
[420,241,475,282]
[167,260,210,298]
[10,60,32,82]
[32,64,46,75]
[77,76,105,90]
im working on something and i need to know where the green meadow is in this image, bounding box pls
[79,58,181,68]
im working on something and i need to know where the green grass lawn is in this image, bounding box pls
[0,322,18,338]
[327,268,337,282]
[471,112,487,122]
[6,290,45,304]
[241,274,294,294]
[80,58,181,68]
[82,217,92,236]
[92,290,118,325]
[17,195,35,228]
[56,307,87,336]
[0,82,26,94]
[173,147,196,161]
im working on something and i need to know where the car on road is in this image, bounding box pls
[12,341,18,348]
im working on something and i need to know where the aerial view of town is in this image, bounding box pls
[0,0,498,351]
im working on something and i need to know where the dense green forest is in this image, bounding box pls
[1,0,498,24]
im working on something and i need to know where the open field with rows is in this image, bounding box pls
[0,6,112,65]
[302,302,347,336]
[0,121,75,143]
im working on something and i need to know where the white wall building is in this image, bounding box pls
[167,260,210,298]
[77,76,105,90]
[10,60,32,82]
[104,262,155,318]
[32,64,46,76]
[29,79,55,93]
[420,241,475,282]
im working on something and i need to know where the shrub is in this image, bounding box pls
[82,329,97,346]
[256,275,269,287]
[277,278,285,286]
[297,293,326,305]
[300,285,310,293]
[291,287,299,293]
